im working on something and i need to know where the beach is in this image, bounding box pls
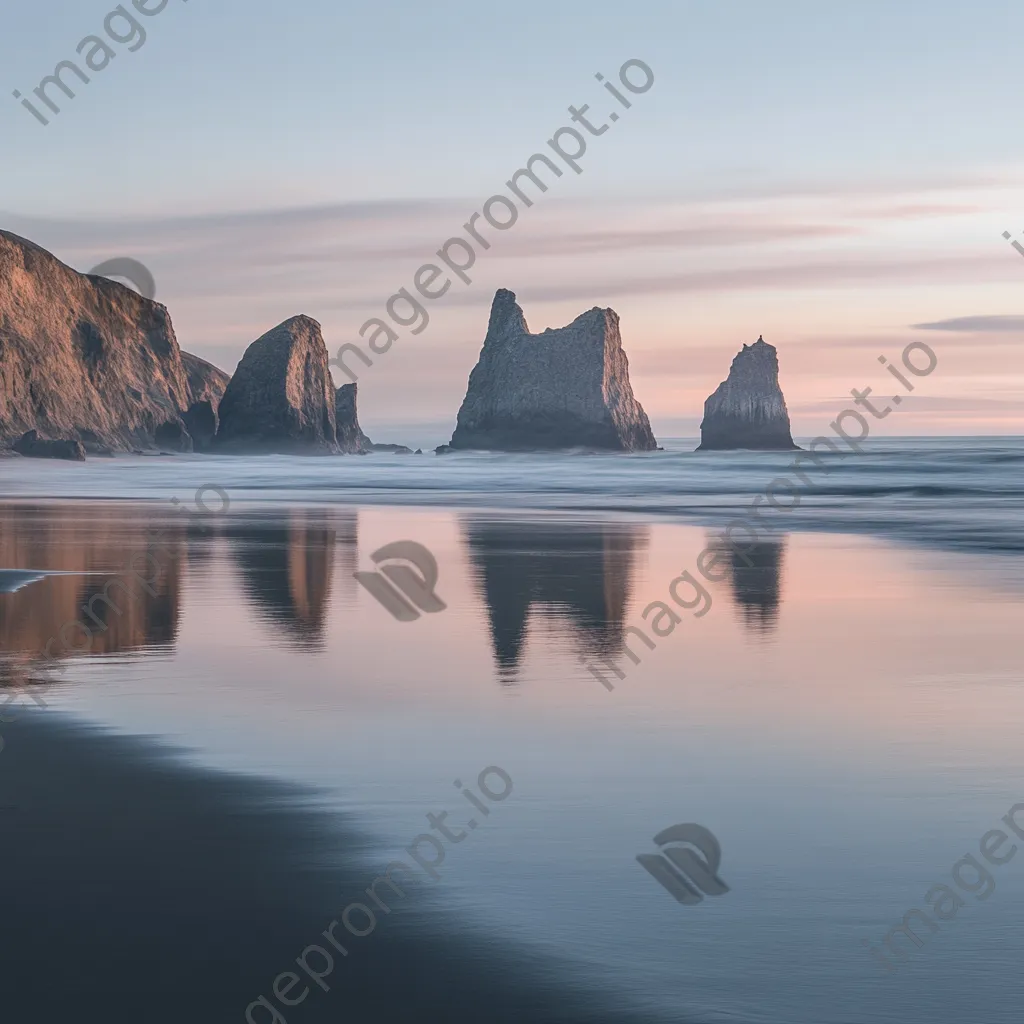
[2,438,1023,1022]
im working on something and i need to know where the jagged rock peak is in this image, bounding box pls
[697,335,799,451]
[442,289,657,452]
[214,315,339,454]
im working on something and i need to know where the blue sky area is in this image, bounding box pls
[2,0,1023,437]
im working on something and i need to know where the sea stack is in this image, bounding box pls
[214,316,339,454]
[335,383,373,454]
[697,337,799,451]
[442,289,656,452]
[0,229,196,452]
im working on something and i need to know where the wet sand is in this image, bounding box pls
[0,712,678,1024]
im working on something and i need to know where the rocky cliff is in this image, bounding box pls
[0,230,194,452]
[698,336,799,451]
[214,315,338,454]
[443,289,656,452]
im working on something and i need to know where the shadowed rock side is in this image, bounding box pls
[335,383,373,453]
[698,336,799,451]
[443,289,657,452]
[0,230,196,452]
[214,316,338,454]
[180,352,231,452]
[12,430,86,461]
[463,518,649,682]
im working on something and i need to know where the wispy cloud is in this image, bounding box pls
[913,315,1024,332]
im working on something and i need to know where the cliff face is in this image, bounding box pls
[698,337,799,451]
[445,289,657,452]
[0,230,193,451]
[181,352,231,452]
[335,383,373,454]
[214,315,338,454]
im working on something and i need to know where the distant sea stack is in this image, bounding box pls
[335,383,373,454]
[214,316,339,455]
[442,289,656,452]
[0,229,200,452]
[697,337,799,451]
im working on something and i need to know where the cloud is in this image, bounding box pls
[912,315,1024,332]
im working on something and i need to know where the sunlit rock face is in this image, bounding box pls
[698,337,799,451]
[0,229,195,452]
[214,315,339,455]
[443,289,657,452]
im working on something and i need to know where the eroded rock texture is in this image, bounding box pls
[0,230,193,451]
[443,289,656,452]
[214,315,338,454]
[698,337,799,451]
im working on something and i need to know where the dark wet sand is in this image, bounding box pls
[0,712,681,1024]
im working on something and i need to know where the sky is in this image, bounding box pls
[2,0,1023,440]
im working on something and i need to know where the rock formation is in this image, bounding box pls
[335,383,373,454]
[13,430,86,461]
[181,352,231,452]
[214,316,338,454]
[441,289,657,452]
[0,230,191,451]
[697,336,799,451]
[334,382,413,454]
[0,229,212,452]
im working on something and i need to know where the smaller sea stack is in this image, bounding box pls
[698,336,799,451]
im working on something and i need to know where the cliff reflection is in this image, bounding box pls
[226,509,356,649]
[462,517,649,682]
[0,504,184,681]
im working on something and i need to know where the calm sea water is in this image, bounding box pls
[2,436,1023,1022]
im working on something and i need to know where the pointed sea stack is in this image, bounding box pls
[214,315,338,454]
[442,289,656,452]
[697,336,799,451]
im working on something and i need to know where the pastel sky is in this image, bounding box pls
[2,0,1023,440]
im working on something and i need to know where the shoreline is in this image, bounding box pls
[1,711,683,1024]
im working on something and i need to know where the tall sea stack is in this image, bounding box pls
[443,289,656,452]
[698,337,798,451]
[214,316,338,454]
